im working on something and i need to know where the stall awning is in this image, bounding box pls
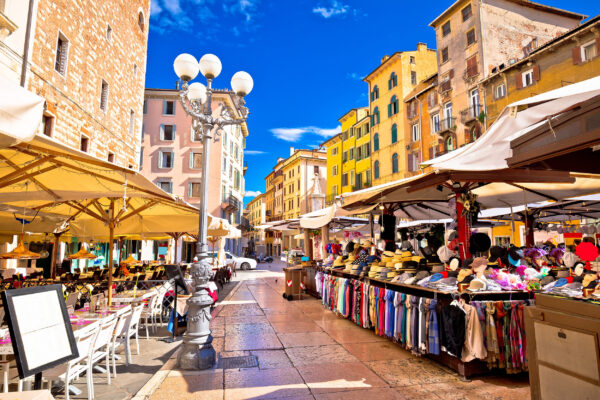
[299,204,374,229]
[0,75,44,148]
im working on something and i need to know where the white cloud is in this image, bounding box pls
[270,126,341,142]
[245,150,266,155]
[245,190,262,197]
[346,72,362,80]
[312,1,350,19]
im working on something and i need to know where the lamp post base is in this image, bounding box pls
[176,258,216,370]
[177,340,216,370]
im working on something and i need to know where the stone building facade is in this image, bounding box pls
[26,0,151,168]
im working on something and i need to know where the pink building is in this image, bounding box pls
[141,87,248,259]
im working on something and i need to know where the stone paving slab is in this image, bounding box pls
[140,268,531,400]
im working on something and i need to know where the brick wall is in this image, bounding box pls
[27,0,150,168]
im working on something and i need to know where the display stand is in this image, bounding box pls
[321,268,531,379]
[163,265,190,343]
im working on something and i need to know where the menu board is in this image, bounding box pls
[1,284,78,378]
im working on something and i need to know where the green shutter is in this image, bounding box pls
[387,103,391,117]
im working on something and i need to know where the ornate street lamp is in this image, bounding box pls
[173,53,253,370]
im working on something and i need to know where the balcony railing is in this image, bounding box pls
[221,193,240,212]
[438,117,455,134]
[461,105,481,123]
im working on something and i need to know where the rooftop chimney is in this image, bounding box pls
[381,55,390,64]
[290,147,295,156]
[417,42,427,51]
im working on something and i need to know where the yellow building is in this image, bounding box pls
[481,15,600,127]
[339,108,371,193]
[365,43,438,185]
[322,133,342,205]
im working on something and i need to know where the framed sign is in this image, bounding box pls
[1,284,78,378]
[164,264,190,294]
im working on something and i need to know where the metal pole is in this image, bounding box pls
[107,200,114,306]
[50,232,62,280]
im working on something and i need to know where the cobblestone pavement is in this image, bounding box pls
[147,271,531,400]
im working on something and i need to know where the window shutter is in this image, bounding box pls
[158,152,163,168]
[597,38,600,55]
[189,153,193,169]
[172,125,177,139]
[387,103,391,117]
[162,101,166,114]
[160,125,164,140]
[533,65,541,82]
[388,79,391,90]
[572,46,582,65]
[407,153,413,171]
[516,73,523,90]
[428,147,433,160]
[449,69,454,79]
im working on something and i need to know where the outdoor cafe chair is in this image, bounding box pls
[88,314,118,397]
[108,306,132,378]
[65,292,79,310]
[111,304,143,369]
[44,320,100,400]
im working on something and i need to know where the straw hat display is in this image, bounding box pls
[332,256,345,267]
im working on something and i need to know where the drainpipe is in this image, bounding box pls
[20,0,36,87]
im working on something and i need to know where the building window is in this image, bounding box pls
[388,72,397,89]
[134,63,138,77]
[441,47,449,64]
[363,143,370,158]
[582,40,598,62]
[332,185,338,197]
[349,148,354,160]
[409,56,415,64]
[495,83,506,100]
[391,124,398,144]
[388,95,399,116]
[143,99,148,114]
[190,125,200,142]
[370,85,379,101]
[160,124,175,141]
[411,124,419,142]
[356,146,362,161]
[442,21,451,37]
[159,151,174,168]
[331,146,338,156]
[106,24,112,41]
[163,101,175,115]
[342,173,348,187]
[411,71,417,85]
[80,135,89,152]
[55,32,69,75]
[39,114,54,137]
[392,153,399,173]
[129,110,135,137]
[409,152,420,172]
[158,180,172,193]
[138,11,145,31]
[188,182,201,197]
[107,152,115,163]
[446,136,454,151]
[189,151,202,169]
[462,4,472,21]
[373,133,379,151]
[522,69,534,87]
[431,113,440,133]
[371,107,380,126]
[100,80,109,111]
[374,161,380,179]
[466,29,476,46]
[332,165,338,176]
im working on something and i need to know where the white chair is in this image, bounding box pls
[108,306,132,378]
[88,314,117,398]
[112,304,143,369]
[44,321,100,400]
[140,293,158,339]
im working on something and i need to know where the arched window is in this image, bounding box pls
[446,136,454,151]
[388,95,398,116]
[371,85,379,101]
[374,161,380,179]
[373,133,379,151]
[138,11,145,31]
[388,72,397,89]
[391,124,398,144]
[392,153,399,173]
[371,107,380,125]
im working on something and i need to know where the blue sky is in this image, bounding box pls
[145,0,600,205]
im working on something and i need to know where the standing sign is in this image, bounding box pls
[1,284,78,379]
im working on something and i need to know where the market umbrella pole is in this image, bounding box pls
[50,232,62,280]
[524,213,535,247]
[108,200,115,306]
[321,225,329,261]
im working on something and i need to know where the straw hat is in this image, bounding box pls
[383,251,395,258]
[333,256,345,267]
[468,278,487,291]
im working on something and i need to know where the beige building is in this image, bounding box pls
[141,88,249,258]
[429,0,584,153]
[245,193,266,255]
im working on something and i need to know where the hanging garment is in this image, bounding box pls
[386,289,396,338]
[394,291,402,342]
[419,297,428,352]
[405,295,413,349]
[410,296,420,351]
[401,293,408,344]
[485,302,500,369]
[462,303,488,362]
[427,299,440,355]
[495,301,507,370]
[441,304,466,358]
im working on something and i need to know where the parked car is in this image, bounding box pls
[207,251,257,270]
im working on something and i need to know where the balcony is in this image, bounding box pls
[461,105,481,124]
[439,80,452,94]
[221,193,240,213]
[238,217,251,231]
[243,162,248,175]
[437,117,455,135]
